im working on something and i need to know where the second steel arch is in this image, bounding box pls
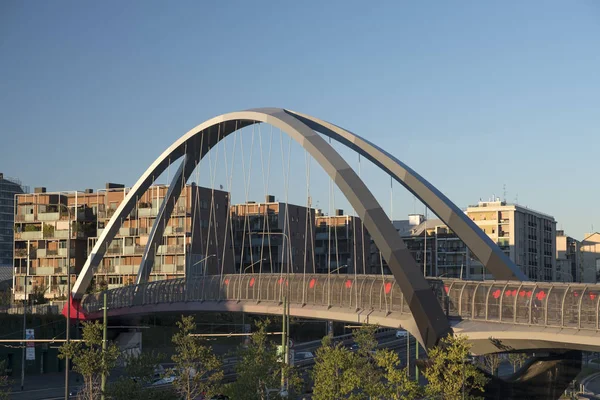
[72,107,452,348]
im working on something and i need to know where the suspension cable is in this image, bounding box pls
[220,122,238,281]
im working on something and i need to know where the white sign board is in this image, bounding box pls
[25,329,35,361]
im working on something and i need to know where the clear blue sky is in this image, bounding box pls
[1,1,599,239]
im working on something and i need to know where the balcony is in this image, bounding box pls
[156,264,176,273]
[164,226,186,235]
[18,231,43,240]
[156,245,184,255]
[138,208,156,217]
[15,214,35,222]
[35,266,55,275]
[52,230,70,239]
[119,227,137,236]
[114,265,137,275]
[14,248,33,258]
[172,206,190,215]
[106,247,122,255]
[37,212,60,221]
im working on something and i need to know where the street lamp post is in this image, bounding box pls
[189,254,216,278]
[19,201,79,400]
[329,264,348,274]
[243,258,267,274]
[256,231,292,394]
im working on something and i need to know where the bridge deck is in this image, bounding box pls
[82,274,600,353]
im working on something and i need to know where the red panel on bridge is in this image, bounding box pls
[61,295,87,321]
[493,289,501,299]
[384,282,392,294]
[249,278,255,287]
[345,280,352,289]
[536,291,546,301]
[309,278,316,289]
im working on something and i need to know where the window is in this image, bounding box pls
[108,276,121,285]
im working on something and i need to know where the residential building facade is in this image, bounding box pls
[230,196,315,274]
[466,200,557,281]
[0,173,27,283]
[14,183,230,300]
[580,233,600,283]
[556,230,582,282]
[314,210,370,274]
[13,188,95,300]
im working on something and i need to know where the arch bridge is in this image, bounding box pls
[71,107,563,351]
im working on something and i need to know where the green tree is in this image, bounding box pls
[312,335,360,400]
[508,353,528,373]
[481,353,502,376]
[107,351,167,400]
[0,360,11,400]
[352,325,383,399]
[58,321,120,400]
[423,334,488,400]
[336,325,419,400]
[374,350,420,400]
[171,315,223,400]
[30,285,48,305]
[225,319,301,400]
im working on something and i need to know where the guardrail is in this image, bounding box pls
[81,274,600,331]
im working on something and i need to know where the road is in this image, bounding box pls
[8,330,406,400]
[9,370,124,400]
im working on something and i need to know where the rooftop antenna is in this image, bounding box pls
[503,184,507,202]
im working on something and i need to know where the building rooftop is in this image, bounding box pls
[408,218,446,236]
[467,200,555,221]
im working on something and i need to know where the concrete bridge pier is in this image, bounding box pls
[482,350,582,400]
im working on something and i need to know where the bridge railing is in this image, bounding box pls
[82,274,445,317]
[444,280,600,330]
[81,274,600,331]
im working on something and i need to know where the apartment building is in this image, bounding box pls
[314,209,370,274]
[556,230,582,282]
[466,200,556,281]
[230,196,315,274]
[89,183,231,290]
[403,219,471,278]
[14,183,230,300]
[369,215,425,275]
[13,188,95,300]
[0,173,27,281]
[580,233,600,283]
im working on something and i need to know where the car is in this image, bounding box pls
[151,375,176,386]
[295,351,314,360]
[396,330,408,338]
[349,343,359,351]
